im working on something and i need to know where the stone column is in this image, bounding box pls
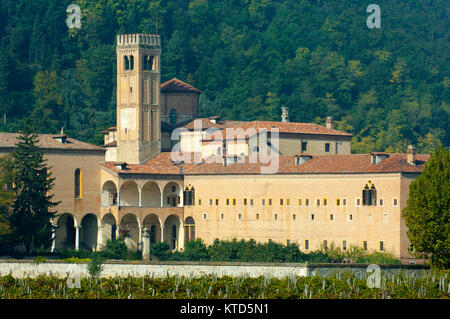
[51,227,56,253]
[160,225,165,243]
[160,191,164,207]
[97,226,103,251]
[142,227,150,260]
[138,225,142,251]
[75,225,81,251]
[116,225,120,241]
[139,189,142,207]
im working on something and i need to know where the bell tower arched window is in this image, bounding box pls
[124,56,130,70]
[143,55,148,70]
[129,55,134,70]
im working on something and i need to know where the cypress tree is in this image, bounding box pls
[9,128,60,255]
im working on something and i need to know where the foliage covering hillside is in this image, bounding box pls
[0,0,448,150]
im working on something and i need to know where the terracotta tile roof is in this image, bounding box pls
[160,78,201,93]
[179,118,352,137]
[101,126,117,133]
[0,133,105,151]
[101,152,429,176]
[104,140,117,147]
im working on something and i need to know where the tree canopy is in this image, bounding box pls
[0,0,447,152]
[402,146,450,268]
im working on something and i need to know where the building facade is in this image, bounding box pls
[0,34,429,263]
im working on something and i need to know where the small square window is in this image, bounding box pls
[226,199,230,206]
[379,198,384,206]
[215,199,219,206]
[262,199,265,206]
[250,199,254,206]
[198,199,202,206]
[336,199,340,206]
[209,199,213,206]
[305,240,309,250]
[356,198,361,207]
[330,214,334,220]
[363,241,368,251]
[343,240,347,251]
[393,198,398,206]
[325,143,330,152]
[268,199,272,206]
[342,198,347,206]
[286,199,290,206]
[280,199,283,206]
[379,241,384,252]
[221,213,224,220]
[298,199,302,206]
[323,199,327,206]
[203,213,207,220]
[305,199,309,206]
[244,198,248,206]
[316,199,321,206]
[256,213,260,220]
[323,240,328,249]
[349,214,353,221]
[238,213,242,220]
[302,142,307,152]
[311,214,315,220]
[233,199,236,206]
[274,214,278,220]
[293,214,296,220]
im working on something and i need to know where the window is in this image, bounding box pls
[379,199,384,206]
[343,241,347,251]
[325,143,330,152]
[363,241,368,251]
[203,213,207,220]
[349,214,353,221]
[250,199,254,206]
[286,199,290,206]
[293,214,296,220]
[362,182,377,206]
[209,199,213,206]
[215,199,219,206]
[280,199,283,206]
[233,199,236,206]
[379,241,384,252]
[305,240,309,250]
[323,240,328,250]
[256,213,260,220]
[356,198,361,207]
[305,199,309,206]
[316,199,321,206]
[274,214,278,220]
[238,213,242,220]
[336,199,340,206]
[311,214,315,220]
[301,142,307,152]
[129,55,134,70]
[323,199,327,206]
[342,198,347,206]
[170,109,177,125]
[226,199,230,206]
[124,56,130,70]
[244,198,248,206]
[262,199,266,206]
[330,214,334,220]
[268,199,272,206]
[198,199,202,206]
[183,187,195,206]
[393,198,398,206]
[298,199,302,206]
[184,217,195,243]
[130,87,133,93]
[221,213,224,220]
[74,169,82,199]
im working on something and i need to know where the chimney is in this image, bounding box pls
[281,107,289,122]
[53,134,67,144]
[407,145,416,165]
[326,116,334,129]
[295,154,313,165]
[115,162,127,170]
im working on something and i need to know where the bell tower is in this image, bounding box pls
[116,34,161,164]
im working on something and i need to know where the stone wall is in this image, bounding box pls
[0,261,428,279]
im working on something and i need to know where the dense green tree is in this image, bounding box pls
[0,155,14,252]
[9,128,60,254]
[402,146,450,268]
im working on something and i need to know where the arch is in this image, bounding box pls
[124,56,130,70]
[143,214,161,244]
[120,213,140,251]
[163,182,182,207]
[164,214,182,250]
[74,168,82,198]
[149,55,154,70]
[120,180,139,206]
[80,213,98,251]
[102,181,118,207]
[362,181,377,206]
[184,216,195,243]
[130,55,134,70]
[141,181,161,207]
[143,55,148,70]
[101,213,117,246]
[55,213,77,250]
[183,186,195,206]
[170,109,177,125]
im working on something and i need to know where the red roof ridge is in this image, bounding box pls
[160,78,201,93]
